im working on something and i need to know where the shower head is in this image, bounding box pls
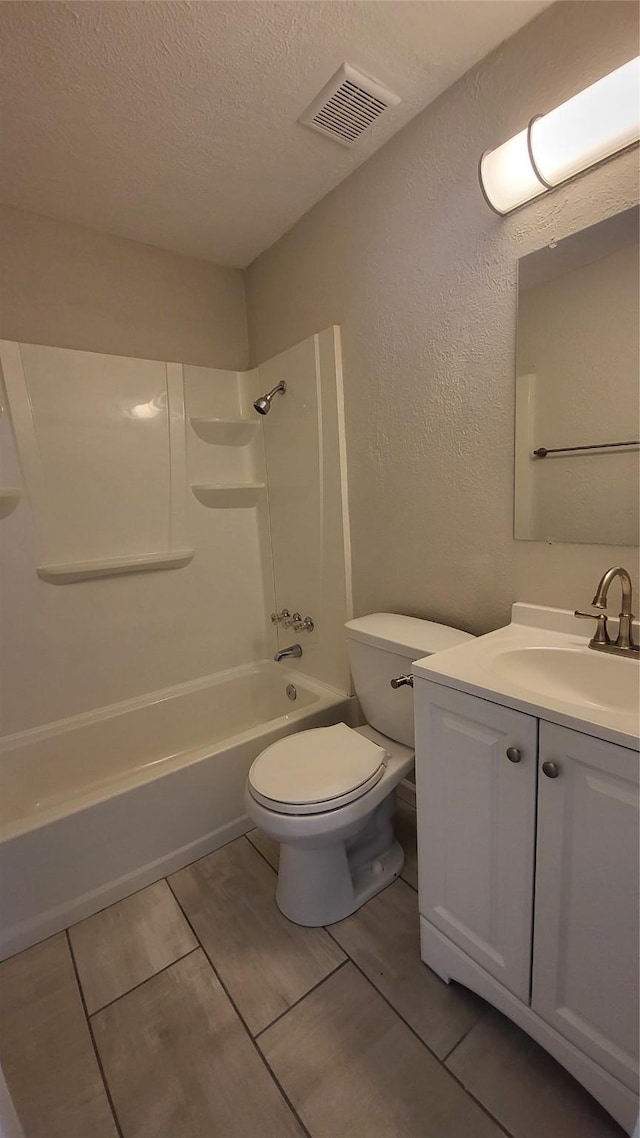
[254,380,286,415]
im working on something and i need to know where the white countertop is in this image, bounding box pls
[412,603,640,750]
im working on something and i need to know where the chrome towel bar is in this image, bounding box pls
[532,440,639,458]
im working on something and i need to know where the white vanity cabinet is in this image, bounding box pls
[415,684,537,1001]
[533,722,639,1092]
[415,677,640,1133]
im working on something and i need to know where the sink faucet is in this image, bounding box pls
[575,566,639,657]
[274,643,303,662]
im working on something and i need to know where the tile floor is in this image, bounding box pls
[0,800,625,1138]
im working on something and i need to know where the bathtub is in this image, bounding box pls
[0,663,355,960]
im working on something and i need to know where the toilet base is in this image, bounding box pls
[275,795,405,927]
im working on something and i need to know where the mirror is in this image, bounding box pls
[514,207,639,545]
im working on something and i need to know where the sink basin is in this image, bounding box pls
[412,603,640,746]
[489,646,639,716]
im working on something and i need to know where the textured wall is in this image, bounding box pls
[246,1,640,634]
[0,206,248,369]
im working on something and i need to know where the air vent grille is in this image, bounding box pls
[300,64,401,148]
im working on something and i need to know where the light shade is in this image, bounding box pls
[530,57,640,186]
[479,56,640,215]
[479,128,546,214]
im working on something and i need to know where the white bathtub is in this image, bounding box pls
[0,663,355,960]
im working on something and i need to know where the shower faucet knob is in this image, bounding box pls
[274,609,314,631]
[292,615,315,632]
[271,609,290,624]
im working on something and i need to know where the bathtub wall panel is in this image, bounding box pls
[0,348,270,734]
[183,362,276,660]
[2,342,178,565]
[259,326,353,694]
[0,328,350,734]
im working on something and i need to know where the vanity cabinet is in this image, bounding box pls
[415,685,537,1001]
[533,722,639,1091]
[415,678,639,1132]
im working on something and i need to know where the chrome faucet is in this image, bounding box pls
[272,609,314,632]
[271,609,290,625]
[575,566,639,657]
[274,643,303,662]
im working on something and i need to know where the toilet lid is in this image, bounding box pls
[248,723,388,813]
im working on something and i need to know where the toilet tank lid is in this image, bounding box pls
[345,613,475,658]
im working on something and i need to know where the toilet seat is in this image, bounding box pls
[248,723,388,815]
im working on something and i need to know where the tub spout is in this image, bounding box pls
[274,644,302,662]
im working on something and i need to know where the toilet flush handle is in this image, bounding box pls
[390,674,414,689]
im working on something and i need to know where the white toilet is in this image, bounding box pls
[245,613,474,926]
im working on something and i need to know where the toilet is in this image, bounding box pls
[245,613,474,926]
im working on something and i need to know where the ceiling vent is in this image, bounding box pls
[300,64,401,147]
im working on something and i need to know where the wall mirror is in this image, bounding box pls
[514,206,639,545]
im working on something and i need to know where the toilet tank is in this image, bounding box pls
[345,613,474,748]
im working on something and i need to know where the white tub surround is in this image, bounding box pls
[0,348,273,735]
[0,395,21,520]
[413,603,639,1133]
[258,326,353,695]
[0,341,193,582]
[0,664,355,961]
[0,326,352,736]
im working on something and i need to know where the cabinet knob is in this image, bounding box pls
[542,761,560,779]
[506,746,522,763]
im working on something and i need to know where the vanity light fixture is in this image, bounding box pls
[479,56,640,215]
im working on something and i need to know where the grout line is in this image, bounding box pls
[244,831,278,873]
[23,815,575,1138]
[324,923,448,1059]
[322,927,513,1138]
[65,930,125,1138]
[64,816,505,1138]
[165,827,253,878]
[254,958,349,1040]
[435,1069,513,1138]
[60,828,252,943]
[64,879,172,934]
[87,946,201,1018]
[440,1013,488,1065]
[165,878,314,1138]
[0,926,65,965]
[400,871,418,893]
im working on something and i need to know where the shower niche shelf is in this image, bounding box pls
[191,483,265,509]
[37,548,195,585]
[0,488,22,519]
[189,418,259,446]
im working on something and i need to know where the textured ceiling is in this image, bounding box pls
[0,0,552,267]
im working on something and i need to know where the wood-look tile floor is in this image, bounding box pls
[0,801,625,1138]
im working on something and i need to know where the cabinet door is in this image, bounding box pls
[533,722,639,1092]
[415,681,537,1001]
